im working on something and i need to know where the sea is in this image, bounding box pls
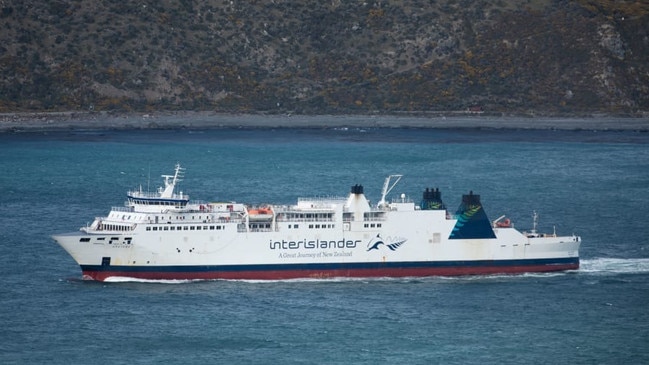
[1,118,648,364]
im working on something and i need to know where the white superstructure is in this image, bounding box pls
[52,165,581,281]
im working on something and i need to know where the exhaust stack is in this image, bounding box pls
[449,191,496,239]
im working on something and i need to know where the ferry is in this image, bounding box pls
[52,164,580,281]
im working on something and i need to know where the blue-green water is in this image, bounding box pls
[1,122,648,364]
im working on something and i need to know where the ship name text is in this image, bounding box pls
[269,239,360,250]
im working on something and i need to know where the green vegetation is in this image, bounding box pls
[0,0,647,115]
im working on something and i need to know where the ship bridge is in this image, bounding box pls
[126,164,190,213]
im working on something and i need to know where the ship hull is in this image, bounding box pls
[53,167,582,283]
[80,258,579,281]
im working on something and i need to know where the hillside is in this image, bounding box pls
[1,0,648,116]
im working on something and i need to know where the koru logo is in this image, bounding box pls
[366,234,407,252]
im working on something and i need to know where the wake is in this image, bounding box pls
[90,258,649,284]
[103,277,199,284]
[579,258,649,275]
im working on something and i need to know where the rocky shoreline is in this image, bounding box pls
[1,111,648,133]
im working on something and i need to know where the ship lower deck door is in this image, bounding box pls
[101,257,111,266]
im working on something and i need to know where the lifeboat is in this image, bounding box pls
[493,215,512,228]
[248,207,274,220]
[496,218,511,228]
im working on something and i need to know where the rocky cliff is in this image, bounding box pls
[1,0,648,116]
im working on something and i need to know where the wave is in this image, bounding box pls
[99,276,378,284]
[102,276,200,284]
[579,258,649,274]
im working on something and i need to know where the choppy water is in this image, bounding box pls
[1,120,648,364]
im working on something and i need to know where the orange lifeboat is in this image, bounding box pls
[496,218,512,228]
[248,207,273,220]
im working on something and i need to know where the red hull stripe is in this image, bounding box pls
[80,258,579,281]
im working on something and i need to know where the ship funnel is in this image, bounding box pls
[351,184,364,195]
[346,184,370,216]
[449,191,496,239]
[421,187,446,210]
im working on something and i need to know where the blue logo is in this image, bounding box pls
[366,234,407,252]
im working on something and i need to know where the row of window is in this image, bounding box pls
[278,213,334,220]
[98,224,135,231]
[145,225,224,231]
[286,224,335,229]
[249,223,271,229]
[109,214,214,221]
[149,215,209,221]
[82,222,383,243]
[250,223,337,230]
[363,212,386,220]
[129,198,186,207]
[364,223,383,228]
[79,237,131,243]
[308,224,336,229]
